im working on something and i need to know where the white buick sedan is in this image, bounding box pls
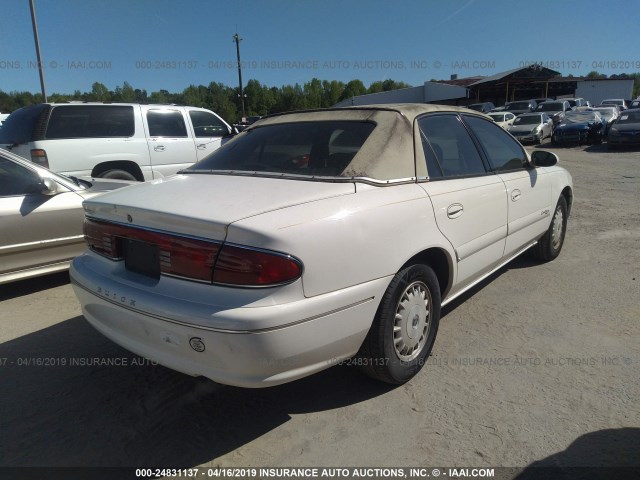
[70,104,573,387]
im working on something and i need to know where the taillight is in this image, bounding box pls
[213,245,303,286]
[84,219,220,282]
[30,149,49,168]
[83,218,302,286]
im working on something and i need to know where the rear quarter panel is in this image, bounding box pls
[226,183,456,298]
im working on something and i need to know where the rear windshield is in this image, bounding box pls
[616,111,640,124]
[537,103,563,112]
[505,102,530,110]
[188,121,376,177]
[514,115,541,125]
[46,105,135,139]
[0,104,48,144]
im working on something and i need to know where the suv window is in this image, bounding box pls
[462,115,527,172]
[147,110,188,137]
[418,114,487,178]
[46,106,134,139]
[189,111,229,137]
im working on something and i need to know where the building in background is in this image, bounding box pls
[334,65,634,108]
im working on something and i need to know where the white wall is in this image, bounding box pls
[576,80,634,105]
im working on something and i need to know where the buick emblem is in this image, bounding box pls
[127,214,133,223]
[189,337,205,352]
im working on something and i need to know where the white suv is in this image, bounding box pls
[0,103,233,181]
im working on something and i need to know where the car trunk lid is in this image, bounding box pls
[82,173,355,241]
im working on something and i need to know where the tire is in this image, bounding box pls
[532,196,568,262]
[358,264,441,384]
[99,169,137,181]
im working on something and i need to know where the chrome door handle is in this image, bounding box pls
[197,144,207,150]
[154,145,166,152]
[511,189,522,202]
[447,203,464,219]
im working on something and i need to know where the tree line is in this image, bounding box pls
[0,78,412,124]
[2,72,638,124]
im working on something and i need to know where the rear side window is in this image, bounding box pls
[0,104,49,144]
[147,110,188,137]
[189,111,229,137]
[463,115,527,172]
[46,106,134,139]
[0,156,41,196]
[190,121,375,177]
[418,114,487,178]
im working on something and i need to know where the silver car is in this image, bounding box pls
[508,112,554,144]
[0,149,133,284]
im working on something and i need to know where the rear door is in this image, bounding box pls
[462,114,552,258]
[186,109,232,162]
[141,106,197,178]
[417,114,508,290]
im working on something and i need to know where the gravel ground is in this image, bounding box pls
[1,143,639,477]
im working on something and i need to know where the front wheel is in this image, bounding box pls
[532,196,568,261]
[358,264,441,384]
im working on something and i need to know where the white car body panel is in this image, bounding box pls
[226,182,456,298]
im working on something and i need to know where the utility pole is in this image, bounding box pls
[233,33,245,121]
[29,0,47,102]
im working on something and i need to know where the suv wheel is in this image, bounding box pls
[99,169,137,181]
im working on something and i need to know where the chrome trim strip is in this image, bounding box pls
[0,234,84,254]
[180,169,418,187]
[71,277,374,334]
[442,240,537,307]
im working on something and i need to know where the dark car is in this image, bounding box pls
[536,100,572,127]
[534,98,553,105]
[607,109,640,150]
[551,111,605,146]
[504,100,538,116]
[467,102,496,113]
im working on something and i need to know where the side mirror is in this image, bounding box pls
[24,176,60,195]
[530,150,558,167]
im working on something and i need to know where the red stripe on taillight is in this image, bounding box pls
[83,218,220,282]
[213,245,302,287]
[83,218,303,287]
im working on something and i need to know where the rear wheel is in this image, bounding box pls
[99,169,137,181]
[532,196,568,261]
[358,264,441,384]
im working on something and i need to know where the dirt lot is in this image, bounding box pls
[1,143,639,477]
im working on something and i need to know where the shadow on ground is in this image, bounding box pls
[0,315,394,473]
[514,428,640,479]
[0,271,70,301]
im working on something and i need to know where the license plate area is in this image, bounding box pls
[124,238,160,279]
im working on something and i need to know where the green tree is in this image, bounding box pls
[341,79,367,101]
[89,82,111,102]
[586,71,607,79]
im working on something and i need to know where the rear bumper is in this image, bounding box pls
[70,253,389,387]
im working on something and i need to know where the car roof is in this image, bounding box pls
[259,103,488,126]
[255,104,490,180]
